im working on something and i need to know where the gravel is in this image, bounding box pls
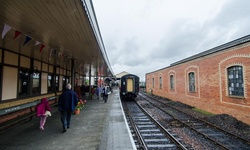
[150,95,250,141]
[136,94,250,149]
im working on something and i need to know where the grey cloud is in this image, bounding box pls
[149,19,205,61]
[149,0,250,66]
[94,0,250,81]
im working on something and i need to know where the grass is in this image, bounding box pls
[192,108,214,116]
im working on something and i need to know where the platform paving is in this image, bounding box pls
[0,88,136,150]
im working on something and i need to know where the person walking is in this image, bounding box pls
[35,98,52,130]
[95,86,100,99]
[102,84,110,103]
[58,83,78,132]
[100,84,104,100]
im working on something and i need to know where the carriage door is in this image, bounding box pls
[127,78,133,92]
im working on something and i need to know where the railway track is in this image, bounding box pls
[122,100,189,150]
[138,92,250,150]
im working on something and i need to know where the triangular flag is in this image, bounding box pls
[40,44,45,53]
[2,24,11,39]
[13,30,22,39]
[23,36,32,46]
[49,49,53,61]
[35,41,40,46]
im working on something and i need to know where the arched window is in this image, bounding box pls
[170,75,174,90]
[152,78,154,88]
[228,66,244,97]
[189,72,195,92]
[147,78,150,88]
[159,77,162,89]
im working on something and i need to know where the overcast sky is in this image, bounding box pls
[92,0,250,81]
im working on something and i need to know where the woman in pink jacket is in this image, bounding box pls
[35,98,52,130]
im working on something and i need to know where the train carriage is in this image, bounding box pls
[120,74,139,100]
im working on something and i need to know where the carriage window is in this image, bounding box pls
[32,72,40,95]
[170,75,174,90]
[189,72,195,92]
[159,77,162,89]
[228,66,244,97]
[19,69,30,96]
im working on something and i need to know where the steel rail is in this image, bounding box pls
[139,92,250,149]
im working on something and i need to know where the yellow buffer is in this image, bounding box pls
[127,79,133,92]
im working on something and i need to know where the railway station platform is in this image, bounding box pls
[0,87,136,150]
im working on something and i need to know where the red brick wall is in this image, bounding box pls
[146,44,250,125]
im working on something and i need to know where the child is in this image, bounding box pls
[35,98,52,130]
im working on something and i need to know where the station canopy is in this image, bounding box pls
[0,0,113,77]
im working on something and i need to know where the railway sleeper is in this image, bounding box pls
[141,133,165,137]
[136,122,154,125]
[140,129,160,132]
[137,124,156,127]
[144,138,171,143]
[134,119,150,122]
[146,144,177,149]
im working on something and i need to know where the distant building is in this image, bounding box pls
[115,71,130,80]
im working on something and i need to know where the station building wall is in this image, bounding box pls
[146,41,250,125]
[0,26,85,126]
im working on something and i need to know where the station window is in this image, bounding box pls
[32,72,41,95]
[189,72,195,92]
[228,66,244,97]
[159,77,162,89]
[18,69,30,96]
[55,75,59,91]
[48,74,54,93]
[170,75,174,90]
[63,76,69,91]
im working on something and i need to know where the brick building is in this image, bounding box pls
[146,35,250,125]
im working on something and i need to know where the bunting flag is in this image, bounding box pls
[2,24,12,39]
[35,41,40,46]
[23,36,32,46]
[58,52,65,58]
[49,49,53,61]
[13,30,22,39]
[40,44,45,53]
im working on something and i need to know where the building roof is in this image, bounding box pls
[0,0,113,77]
[171,34,250,66]
[115,71,130,78]
[146,34,250,74]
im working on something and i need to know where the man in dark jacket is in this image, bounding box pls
[58,83,78,132]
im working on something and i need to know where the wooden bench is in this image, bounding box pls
[0,96,58,133]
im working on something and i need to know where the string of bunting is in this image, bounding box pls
[1,23,74,65]
[1,23,47,53]
[1,23,69,60]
